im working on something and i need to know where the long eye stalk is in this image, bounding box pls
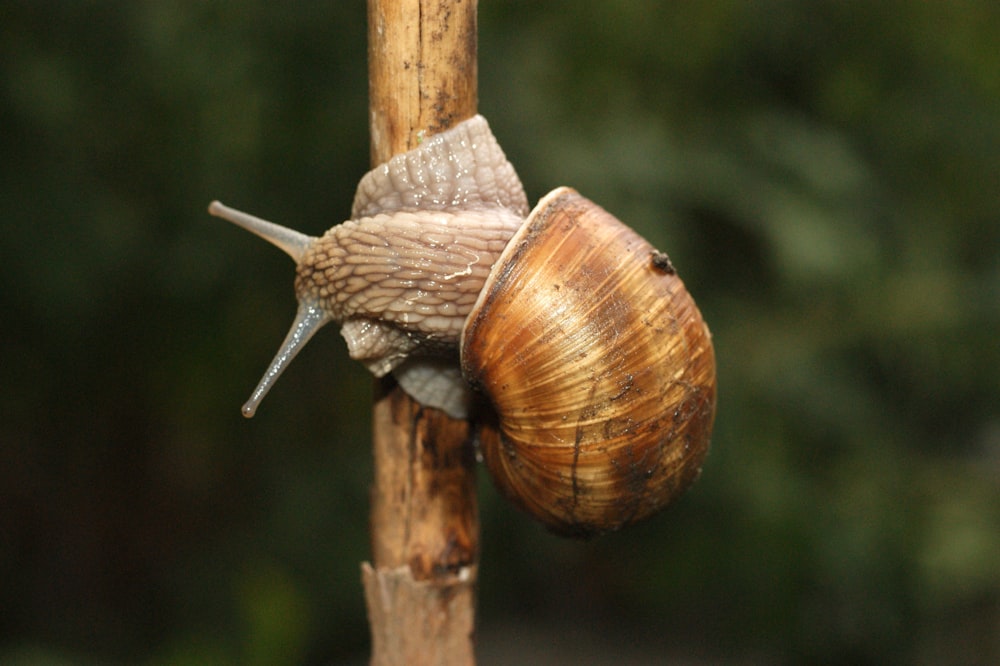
[241,300,331,417]
[209,201,314,263]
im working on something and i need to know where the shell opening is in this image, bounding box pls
[242,300,332,418]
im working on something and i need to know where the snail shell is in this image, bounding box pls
[463,187,715,536]
[209,115,716,536]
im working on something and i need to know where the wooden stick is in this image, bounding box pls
[367,0,478,162]
[362,1,479,664]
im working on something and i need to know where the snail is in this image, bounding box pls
[209,115,716,536]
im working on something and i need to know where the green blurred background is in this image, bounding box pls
[2,1,998,664]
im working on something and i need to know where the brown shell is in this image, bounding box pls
[461,187,716,536]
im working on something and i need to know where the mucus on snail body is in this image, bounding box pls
[209,114,716,536]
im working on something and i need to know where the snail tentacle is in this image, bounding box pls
[241,299,331,418]
[208,201,315,263]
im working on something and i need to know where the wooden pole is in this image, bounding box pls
[361,2,479,664]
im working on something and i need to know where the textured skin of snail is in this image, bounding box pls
[209,115,716,536]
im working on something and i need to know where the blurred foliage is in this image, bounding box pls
[1,1,998,664]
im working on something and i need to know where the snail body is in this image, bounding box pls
[210,115,716,536]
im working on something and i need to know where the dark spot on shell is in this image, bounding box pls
[609,374,634,401]
[650,250,676,274]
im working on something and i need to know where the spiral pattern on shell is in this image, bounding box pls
[461,187,716,536]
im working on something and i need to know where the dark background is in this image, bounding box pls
[2,1,998,664]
